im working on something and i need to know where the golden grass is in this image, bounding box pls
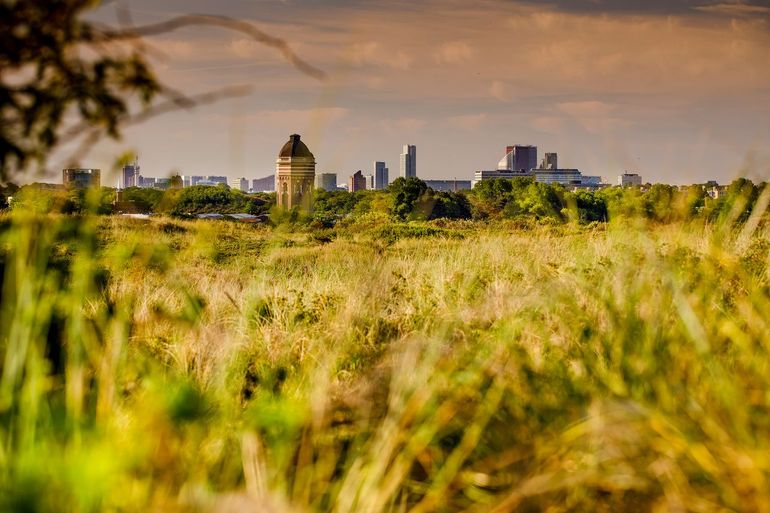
[1,212,770,512]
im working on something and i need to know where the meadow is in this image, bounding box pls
[1,210,770,512]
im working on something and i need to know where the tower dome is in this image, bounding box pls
[275,134,316,212]
[279,134,314,159]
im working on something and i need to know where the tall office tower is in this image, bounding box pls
[364,174,375,190]
[499,145,538,172]
[514,145,537,172]
[373,161,389,189]
[315,173,337,191]
[349,170,367,192]
[540,153,557,170]
[276,134,316,212]
[121,159,140,188]
[399,145,416,178]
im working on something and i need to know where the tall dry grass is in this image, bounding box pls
[1,211,770,512]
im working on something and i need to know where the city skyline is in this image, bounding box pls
[40,0,770,186]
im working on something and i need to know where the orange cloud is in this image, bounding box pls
[434,41,474,64]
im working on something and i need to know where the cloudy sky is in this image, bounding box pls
[73,0,770,185]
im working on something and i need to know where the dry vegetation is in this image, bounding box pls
[2,211,770,512]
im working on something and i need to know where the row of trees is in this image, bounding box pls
[1,177,766,225]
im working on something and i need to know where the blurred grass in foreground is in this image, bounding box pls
[1,208,770,512]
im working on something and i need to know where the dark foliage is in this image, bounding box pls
[0,0,160,177]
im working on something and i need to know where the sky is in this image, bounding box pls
[55,0,770,185]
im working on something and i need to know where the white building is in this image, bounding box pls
[533,169,583,185]
[364,174,375,190]
[618,173,642,187]
[472,170,530,188]
[400,145,416,178]
[229,177,249,192]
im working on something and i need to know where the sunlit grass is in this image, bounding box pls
[1,211,770,512]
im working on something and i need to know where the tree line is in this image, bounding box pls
[1,176,765,225]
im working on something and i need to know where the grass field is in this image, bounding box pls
[2,212,770,512]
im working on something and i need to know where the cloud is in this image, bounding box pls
[695,2,770,16]
[489,81,510,102]
[557,100,614,118]
[380,117,427,134]
[511,0,770,16]
[434,41,474,64]
[340,41,413,70]
[557,101,631,133]
[448,113,488,130]
[207,107,350,128]
[229,38,271,59]
[531,116,565,134]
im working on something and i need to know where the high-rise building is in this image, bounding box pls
[121,159,140,188]
[364,174,375,190]
[400,145,416,178]
[373,161,389,189]
[276,134,315,212]
[349,170,367,192]
[315,173,337,191]
[229,177,249,192]
[618,172,642,187]
[540,153,558,170]
[63,168,100,189]
[498,145,537,172]
[252,175,275,192]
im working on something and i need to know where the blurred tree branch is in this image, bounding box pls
[0,0,326,181]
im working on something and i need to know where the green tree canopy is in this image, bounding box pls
[389,177,428,220]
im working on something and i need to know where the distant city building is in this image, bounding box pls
[472,170,530,188]
[229,177,249,192]
[498,145,537,172]
[208,176,228,185]
[252,175,275,192]
[364,174,375,190]
[196,179,219,187]
[63,168,100,189]
[424,180,472,191]
[154,178,170,190]
[181,175,205,187]
[400,145,416,178]
[618,172,642,187]
[349,170,367,192]
[121,160,140,188]
[533,169,583,185]
[139,176,156,188]
[579,176,603,186]
[276,134,315,212]
[540,153,558,170]
[373,161,389,189]
[315,173,337,191]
